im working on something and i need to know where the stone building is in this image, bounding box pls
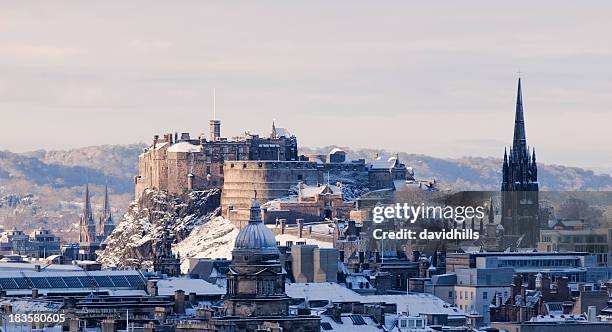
[212,198,321,331]
[538,222,609,267]
[97,185,115,243]
[0,228,61,258]
[153,220,181,277]
[501,78,540,248]
[222,160,322,227]
[291,244,339,283]
[262,182,354,224]
[79,184,97,244]
[368,155,412,190]
[134,120,298,200]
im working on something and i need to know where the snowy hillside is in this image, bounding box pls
[97,188,220,269]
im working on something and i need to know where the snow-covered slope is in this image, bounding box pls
[97,188,221,269]
[174,215,239,272]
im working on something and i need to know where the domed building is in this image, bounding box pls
[224,198,290,317]
[212,198,320,331]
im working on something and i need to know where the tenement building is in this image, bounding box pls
[501,78,540,248]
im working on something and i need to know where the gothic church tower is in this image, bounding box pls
[501,78,540,247]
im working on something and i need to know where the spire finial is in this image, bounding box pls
[513,77,527,157]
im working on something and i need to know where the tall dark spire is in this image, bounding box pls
[512,78,527,157]
[80,184,97,243]
[500,77,540,248]
[83,184,94,224]
[103,184,112,221]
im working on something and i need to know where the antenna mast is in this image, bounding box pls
[213,88,216,120]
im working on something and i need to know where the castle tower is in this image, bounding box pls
[500,78,539,248]
[79,184,97,243]
[209,119,221,142]
[224,197,290,317]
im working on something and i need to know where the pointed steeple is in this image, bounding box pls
[271,120,277,139]
[103,184,112,222]
[513,78,527,157]
[80,184,97,243]
[531,148,538,181]
[83,184,94,224]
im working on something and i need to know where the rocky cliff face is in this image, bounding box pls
[97,188,221,269]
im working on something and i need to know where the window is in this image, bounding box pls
[449,291,453,299]
[483,291,488,299]
[400,319,407,327]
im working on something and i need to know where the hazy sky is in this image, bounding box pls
[1,1,611,171]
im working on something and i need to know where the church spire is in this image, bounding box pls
[80,184,96,243]
[103,184,112,221]
[271,120,277,139]
[83,184,94,224]
[513,78,527,157]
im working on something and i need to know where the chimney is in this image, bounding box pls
[297,219,304,238]
[174,290,185,315]
[32,288,39,299]
[556,276,570,300]
[527,273,536,290]
[280,219,286,235]
[540,274,551,297]
[153,135,159,148]
[587,306,597,322]
[189,292,197,305]
[147,280,159,296]
[34,265,41,272]
[187,173,194,191]
[297,181,304,202]
[180,133,190,141]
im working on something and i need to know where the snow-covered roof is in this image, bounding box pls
[167,141,203,153]
[363,294,465,317]
[156,277,225,296]
[0,298,62,313]
[319,314,382,331]
[370,156,400,170]
[275,127,292,138]
[300,184,342,198]
[286,283,465,317]
[0,262,83,272]
[329,148,346,155]
[274,233,334,248]
[286,282,362,302]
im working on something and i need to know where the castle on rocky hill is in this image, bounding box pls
[135,118,424,226]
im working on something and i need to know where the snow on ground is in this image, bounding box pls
[175,216,238,272]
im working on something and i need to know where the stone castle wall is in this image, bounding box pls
[222,161,322,227]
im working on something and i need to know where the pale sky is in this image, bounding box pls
[1,1,611,171]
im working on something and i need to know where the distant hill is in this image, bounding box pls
[0,144,145,238]
[301,146,612,191]
[1,143,611,239]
